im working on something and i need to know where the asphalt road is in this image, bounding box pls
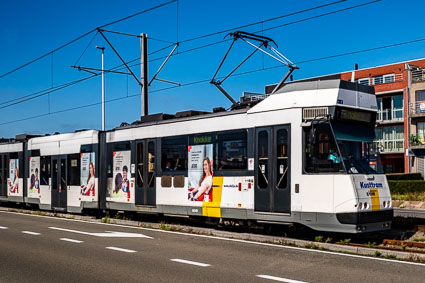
[0,211,424,283]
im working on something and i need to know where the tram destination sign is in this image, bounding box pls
[334,108,374,123]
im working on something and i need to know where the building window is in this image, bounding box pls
[373,74,395,85]
[357,78,369,85]
[417,122,425,141]
[415,90,425,102]
[373,75,383,85]
[376,95,403,122]
[383,74,395,83]
[375,126,404,153]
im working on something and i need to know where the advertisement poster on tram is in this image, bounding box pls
[8,159,19,196]
[188,144,213,202]
[111,151,132,202]
[28,156,40,198]
[80,152,96,197]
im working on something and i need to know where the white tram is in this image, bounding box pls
[0,79,393,233]
[104,79,392,233]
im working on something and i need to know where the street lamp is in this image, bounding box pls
[96,46,105,131]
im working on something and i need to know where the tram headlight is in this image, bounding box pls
[358,202,363,210]
[382,200,387,208]
[363,202,369,210]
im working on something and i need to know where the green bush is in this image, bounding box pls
[386,173,422,181]
[388,180,425,194]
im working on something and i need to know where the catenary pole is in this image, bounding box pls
[141,33,149,117]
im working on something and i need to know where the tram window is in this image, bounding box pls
[10,152,18,159]
[68,154,80,186]
[276,129,288,189]
[148,141,155,188]
[136,143,143,187]
[114,142,131,151]
[303,124,344,173]
[216,131,247,171]
[161,136,187,172]
[0,156,3,188]
[40,156,51,186]
[257,131,268,189]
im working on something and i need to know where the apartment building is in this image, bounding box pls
[266,58,425,174]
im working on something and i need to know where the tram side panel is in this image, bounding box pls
[26,131,99,212]
[104,140,137,211]
[0,142,24,203]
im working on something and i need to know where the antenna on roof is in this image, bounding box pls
[210,31,299,107]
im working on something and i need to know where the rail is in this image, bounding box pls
[371,73,403,85]
[375,140,404,153]
[410,134,425,147]
[411,68,425,83]
[409,101,425,115]
[376,108,403,122]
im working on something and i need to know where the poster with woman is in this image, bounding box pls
[188,144,213,202]
[8,159,19,195]
[28,156,40,198]
[111,151,131,201]
[80,152,95,197]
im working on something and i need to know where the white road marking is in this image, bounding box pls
[106,247,137,253]
[49,227,153,239]
[257,275,309,283]
[60,238,83,244]
[170,259,211,267]
[0,226,8,229]
[22,231,40,235]
[4,211,425,267]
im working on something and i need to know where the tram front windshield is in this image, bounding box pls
[304,121,383,174]
[332,122,383,174]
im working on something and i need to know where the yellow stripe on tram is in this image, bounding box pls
[202,176,224,218]
[369,188,380,211]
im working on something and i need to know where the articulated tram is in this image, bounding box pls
[0,79,393,233]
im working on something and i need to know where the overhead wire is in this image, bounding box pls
[3,31,425,127]
[178,0,349,44]
[73,31,99,66]
[0,0,395,125]
[0,1,358,107]
[0,0,177,80]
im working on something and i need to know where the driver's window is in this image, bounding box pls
[303,123,344,174]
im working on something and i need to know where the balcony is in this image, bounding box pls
[372,73,404,85]
[375,140,404,153]
[376,108,404,123]
[357,73,404,86]
[411,69,425,83]
[410,135,425,147]
[409,101,425,117]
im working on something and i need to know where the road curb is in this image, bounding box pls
[1,206,424,263]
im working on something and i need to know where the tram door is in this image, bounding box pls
[51,156,67,210]
[255,126,290,213]
[0,155,7,197]
[135,139,156,206]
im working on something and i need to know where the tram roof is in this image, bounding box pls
[249,79,377,114]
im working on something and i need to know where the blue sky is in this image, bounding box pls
[1,0,425,137]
